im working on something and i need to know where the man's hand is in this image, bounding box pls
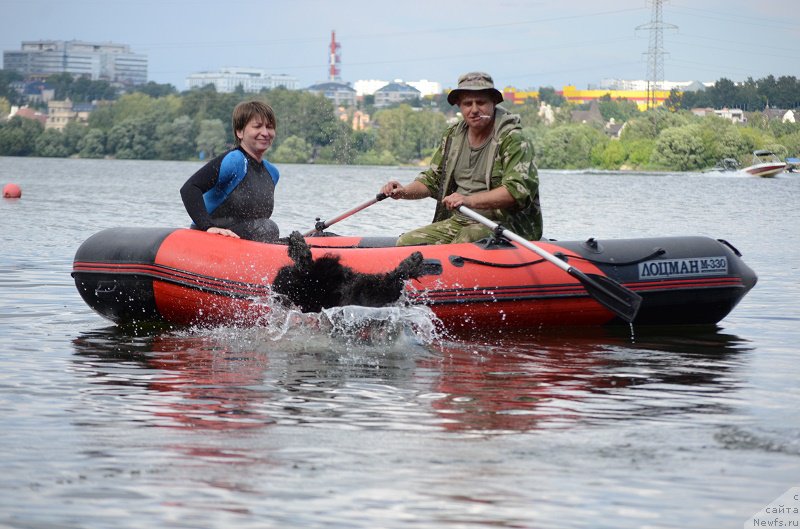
[443,192,469,210]
[380,180,403,198]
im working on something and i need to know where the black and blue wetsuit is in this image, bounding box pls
[181,147,280,242]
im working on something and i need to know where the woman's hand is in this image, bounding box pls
[207,227,240,238]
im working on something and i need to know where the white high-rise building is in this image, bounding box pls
[185,68,298,93]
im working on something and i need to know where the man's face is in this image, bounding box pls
[458,93,495,130]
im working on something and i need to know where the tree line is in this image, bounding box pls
[666,75,800,112]
[1,71,799,171]
[0,82,450,165]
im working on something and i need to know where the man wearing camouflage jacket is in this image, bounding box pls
[380,71,543,246]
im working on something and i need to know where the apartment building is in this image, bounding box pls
[3,40,148,85]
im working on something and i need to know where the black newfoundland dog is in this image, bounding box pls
[272,231,425,313]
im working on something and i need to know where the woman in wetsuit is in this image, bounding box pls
[180,100,281,243]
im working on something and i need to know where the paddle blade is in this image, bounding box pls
[571,269,643,323]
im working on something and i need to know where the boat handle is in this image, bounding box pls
[95,281,118,296]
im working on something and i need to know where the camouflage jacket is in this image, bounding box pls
[415,107,543,241]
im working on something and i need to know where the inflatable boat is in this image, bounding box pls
[72,226,757,332]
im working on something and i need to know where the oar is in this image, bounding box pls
[457,205,642,323]
[303,193,388,236]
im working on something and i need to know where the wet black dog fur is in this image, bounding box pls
[272,231,425,313]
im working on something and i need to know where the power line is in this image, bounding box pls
[637,0,678,109]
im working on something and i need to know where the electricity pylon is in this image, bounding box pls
[637,0,677,109]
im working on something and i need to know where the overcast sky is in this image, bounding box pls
[3,0,798,91]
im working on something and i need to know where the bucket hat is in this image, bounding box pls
[447,71,504,105]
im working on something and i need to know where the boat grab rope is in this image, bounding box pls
[449,255,547,268]
[570,247,666,266]
[449,247,666,269]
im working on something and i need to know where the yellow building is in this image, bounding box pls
[502,87,539,105]
[502,85,673,111]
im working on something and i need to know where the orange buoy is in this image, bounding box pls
[3,183,22,198]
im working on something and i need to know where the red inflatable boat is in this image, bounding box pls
[72,227,757,331]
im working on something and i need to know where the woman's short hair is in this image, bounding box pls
[232,101,277,147]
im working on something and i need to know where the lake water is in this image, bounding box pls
[1,156,799,529]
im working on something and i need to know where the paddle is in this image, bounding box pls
[457,205,642,323]
[304,193,388,236]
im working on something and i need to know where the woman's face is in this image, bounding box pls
[236,116,276,160]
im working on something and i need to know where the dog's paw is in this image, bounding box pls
[395,251,425,279]
[287,231,312,269]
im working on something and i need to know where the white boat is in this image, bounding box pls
[785,157,799,173]
[742,150,787,178]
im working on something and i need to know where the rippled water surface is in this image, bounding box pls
[1,157,799,528]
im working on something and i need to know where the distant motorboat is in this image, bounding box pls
[785,157,799,173]
[710,158,740,172]
[742,150,787,178]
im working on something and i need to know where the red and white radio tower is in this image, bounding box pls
[329,30,341,81]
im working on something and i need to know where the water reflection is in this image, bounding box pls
[72,327,276,431]
[423,326,752,433]
[71,322,751,436]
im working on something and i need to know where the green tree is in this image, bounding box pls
[709,78,738,108]
[521,125,546,156]
[372,104,446,163]
[266,88,344,158]
[271,135,312,163]
[354,149,398,165]
[350,129,377,155]
[620,110,689,142]
[195,119,228,159]
[155,115,197,160]
[87,103,115,130]
[737,78,765,111]
[738,126,773,157]
[46,73,116,103]
[759,75,779,108]
[112,93,180,125]
[537,124,607,169]
[0,116,43,155]
[596,94,639,123]
[180,87,242,137]
[677,88,712,110]
[132,81,178,99]
[0,70,24,105]
[315,121,357,164]
[538,86,565,107]
[766,119,800,138]
[373,105,416,162]
[594,140,627,169]
[664,88,683,112]
[623,139,655,169]
[77,128,106,158]
[34,128,68,157]
[715,128,750,161]
[774,76,800,108]
[650,125,707,171]
[514,101,544,128]
[106,116,159,159]
[778,130,800,156]
[694,115,738,166]
[62,121,87,154]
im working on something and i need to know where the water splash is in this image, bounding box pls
[239,299,446,355]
